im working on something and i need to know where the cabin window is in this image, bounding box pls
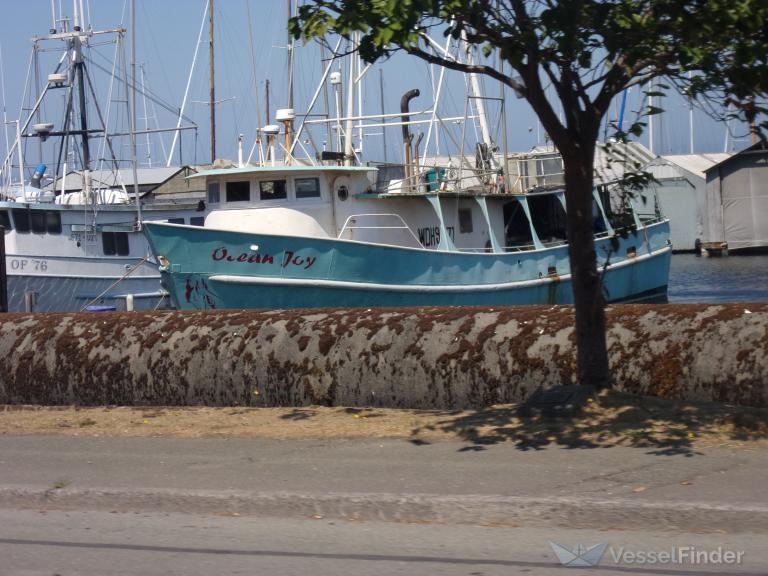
[0,211,10,231]
[598,185,633,229]
[502,201,534,249]
[458,208,473,234]
[11,209,30,233]
[528,195,568,244]
[190,216,205,226]
[226,181,250,202]
[207,182,220,203]
[259,179,287,200]
[592,197,608,233]
[46,211,62,234]
[102,232,130,256]
[167,217,185,224]
[10,209,58,234]
[31,211,47,233]
[295,177,321,199]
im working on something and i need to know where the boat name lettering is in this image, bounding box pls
[70,231,96,243]
[282,251,316,270]
[417,226,454,247]
[212,247,274,265]
[10,258,48,272]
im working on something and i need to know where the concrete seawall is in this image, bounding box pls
[0,304,766,408]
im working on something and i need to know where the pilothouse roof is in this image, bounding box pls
[188,165,378,179]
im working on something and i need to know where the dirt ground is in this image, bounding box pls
[2,391,767,450]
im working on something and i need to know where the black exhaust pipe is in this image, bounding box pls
[400,89,420,188]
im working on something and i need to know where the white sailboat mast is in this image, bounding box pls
[356,45,363,156]
[648,79,654,155]
[287,0,295,111]
[15,121,24,191]
[343,34,356,165]
[0,43,9,182]
[167,2,208,167]
[72,0,80,31]
[140,64,152,167]
[688,71,694,154]
[71,26,92,201]
[129,0,142,223]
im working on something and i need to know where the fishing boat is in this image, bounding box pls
[142,155,672,310]
[0,4,205,312]
[141,20,671,310]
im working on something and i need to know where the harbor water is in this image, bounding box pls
[668,254,768,303]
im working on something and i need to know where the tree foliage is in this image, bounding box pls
[293,0,767,146]
[291,0,768,390]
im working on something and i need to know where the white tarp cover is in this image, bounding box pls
[705,146,768,250]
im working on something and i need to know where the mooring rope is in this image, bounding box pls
[78,256,151,312]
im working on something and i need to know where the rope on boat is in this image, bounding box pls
[78,256,151,312]
[153,291,167,311]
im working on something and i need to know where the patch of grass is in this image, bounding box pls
[79,418,97,427]
[51,479,70,490]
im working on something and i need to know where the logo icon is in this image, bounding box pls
[550,542,609,567]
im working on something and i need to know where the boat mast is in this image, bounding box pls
[265,79,270,125]
[209,0,216,163]
[379,68,387,163]
[688,71,694,154]
[73,27,92,201]
[245,0,261,164]
[140,64,152,167]
[648,79,654,155]
[167,1,208,167]
[0,44,10,188]
[321,42,332,152]
[286,0,294,135]
[33,35,43,161]
[343,34,356,165]
[129,0,142,223]
[461,31,492,150]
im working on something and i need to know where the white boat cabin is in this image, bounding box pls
[193,163,621,254]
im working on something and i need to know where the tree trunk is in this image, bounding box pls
[562,150,611,390]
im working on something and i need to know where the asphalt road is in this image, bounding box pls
[2,508,766,576]
[1,436,766,575]
[1,435,766,505]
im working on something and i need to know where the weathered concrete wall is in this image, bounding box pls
[0,304,766,408]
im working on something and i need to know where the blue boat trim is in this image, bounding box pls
[208,245,671,293]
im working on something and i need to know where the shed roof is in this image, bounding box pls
[594,141,656,184]
[46,166,184,191]
[704,141,768,173]
[660,154,731,179]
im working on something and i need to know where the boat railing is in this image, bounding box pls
[378,163,509,195]
[338,213,423,248]
[508,243,539,252]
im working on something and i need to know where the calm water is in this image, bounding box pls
[667,254,768,303]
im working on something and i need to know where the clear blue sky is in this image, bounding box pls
[0,0,753,172]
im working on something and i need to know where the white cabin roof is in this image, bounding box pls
[189,165,378,179]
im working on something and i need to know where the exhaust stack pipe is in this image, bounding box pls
[400,89,420,190]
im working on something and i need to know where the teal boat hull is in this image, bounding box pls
[143,220,672,310]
